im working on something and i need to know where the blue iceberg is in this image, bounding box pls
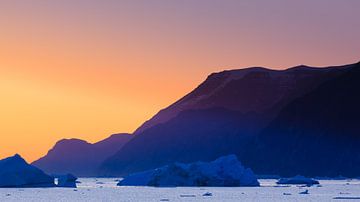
[0,154,55,188]
[118,155,259,187]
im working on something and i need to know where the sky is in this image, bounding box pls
[0,0,359,162]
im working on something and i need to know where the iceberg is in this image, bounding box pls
[118,155,259,187]
[0,154,55,188]
[299,189,309,194]
[277,175,319,186]
[56,174,77,188]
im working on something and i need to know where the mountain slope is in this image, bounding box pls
[32,133,132,177]
[245,62,360,177]
[134,65,349,134]
[100,63,350,176]
[101,108,266,176]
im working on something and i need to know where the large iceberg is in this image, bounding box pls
[118,155,259,187]
[0,154,55,188]
[277,175,319,186]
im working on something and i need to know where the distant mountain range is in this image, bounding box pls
[32,134,132,176]
[33,61,360,177]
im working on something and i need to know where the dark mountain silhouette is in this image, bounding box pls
[100,108,266,176]
[100,63,351,176]
[32,133,132,177]
[134,65,352,134]
[244,62,360,177]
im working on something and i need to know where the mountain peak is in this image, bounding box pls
[52,139,91,151]
[56,138,90,144]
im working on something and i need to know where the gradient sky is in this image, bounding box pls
[0,0,359,162]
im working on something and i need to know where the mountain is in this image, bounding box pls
[134,66,346,134]
[32,133,132,177]
[100,63,351,176]
[100,108,266,176]
[244,62,360,177]
[0,154,54,188]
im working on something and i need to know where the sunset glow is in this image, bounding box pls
[0,0,359,161]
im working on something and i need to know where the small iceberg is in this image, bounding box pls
[56,174,77,188]
[0,154,55,188]
[333,197,360,200]
[118,155,259,187]
[299,189,309,194]
[277,175,319,186]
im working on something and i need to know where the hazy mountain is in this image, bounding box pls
[244,62,360,177]
[32,133,132,177]
[100,63,350,176]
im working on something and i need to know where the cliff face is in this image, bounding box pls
[246,62,360,177]
[134,65,348,135]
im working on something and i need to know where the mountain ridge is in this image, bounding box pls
[134,63,351,135]
[32,133,133,177]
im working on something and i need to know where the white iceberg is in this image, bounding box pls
[277,175,319,186]
[0,154,55,188]
[118,155,259,187]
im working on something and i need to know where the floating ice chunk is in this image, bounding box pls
[299,189,309,194]
[118,155,259,187]
[203,192,213,196]
[277,175,319,186]
[180,195,196,197]
[56,174,77,188]
[333,197,360,200]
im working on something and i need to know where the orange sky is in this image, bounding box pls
[0,0,359,162]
